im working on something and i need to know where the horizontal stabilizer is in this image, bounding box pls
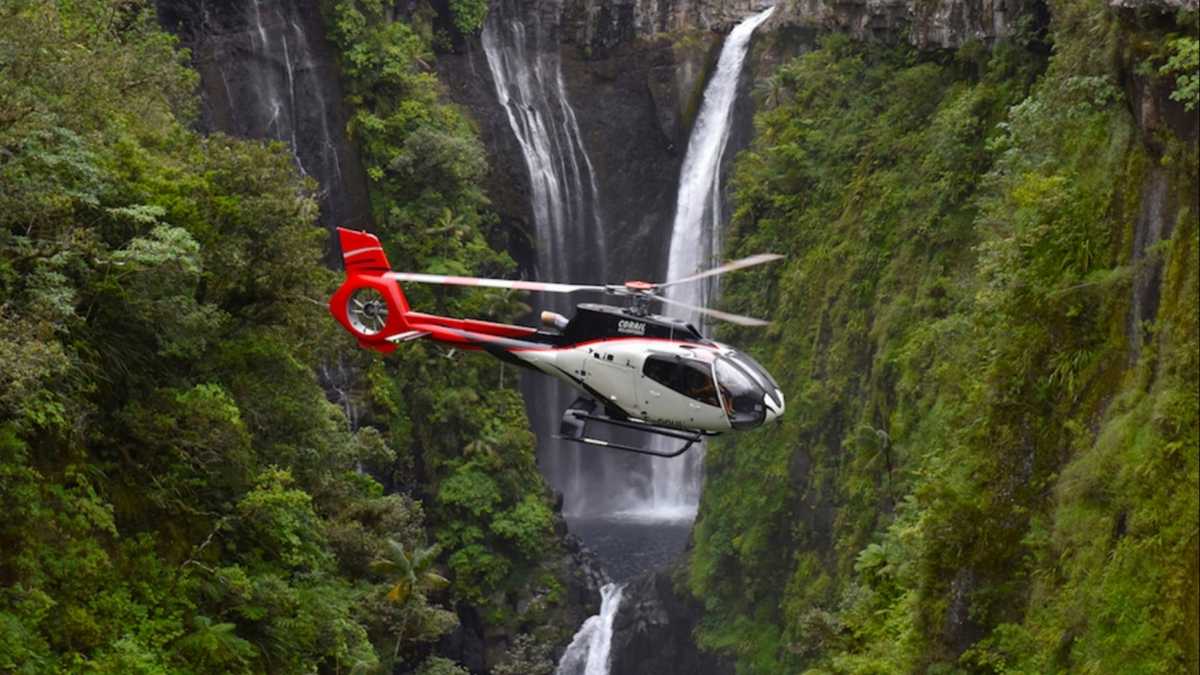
[385,330,430,343]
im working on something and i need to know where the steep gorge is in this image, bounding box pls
[144,0,1199,672]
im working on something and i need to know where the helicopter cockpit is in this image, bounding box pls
[714,352,784,429]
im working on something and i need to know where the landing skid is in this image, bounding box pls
[554,398,712,457]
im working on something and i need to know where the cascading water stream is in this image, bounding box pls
[631,5,776,519]
[481,0,609,515]
[555,583,625,675]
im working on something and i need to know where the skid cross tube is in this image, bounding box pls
[555,410,710,457]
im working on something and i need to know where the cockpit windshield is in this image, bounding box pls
[714,357,767,429]
[726,351,781,407]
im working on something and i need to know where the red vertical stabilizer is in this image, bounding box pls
[328,228,410,352]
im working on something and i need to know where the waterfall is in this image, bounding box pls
[555,583,625,675]
[481,0,610,514]
[628,5,776,519]
[481,0,772,519]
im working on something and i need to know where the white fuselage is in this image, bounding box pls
[516,339,734,432]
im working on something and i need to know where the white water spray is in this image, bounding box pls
[630,5,775,519]
[555,583,625,675]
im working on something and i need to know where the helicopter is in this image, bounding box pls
[329,227,785,457]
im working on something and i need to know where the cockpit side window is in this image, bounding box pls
[643,355,720,407]
[643,356,677,391]
[729,351,779,393]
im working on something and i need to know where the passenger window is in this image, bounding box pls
[642,356,719,407]
[643,356,677,388]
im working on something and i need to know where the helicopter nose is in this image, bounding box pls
[763,388,785,422]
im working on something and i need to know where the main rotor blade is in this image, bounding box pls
[386,272,605,294]
[654,294,770,327]
[656,253,785,289]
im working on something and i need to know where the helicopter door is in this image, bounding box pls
[639,355,728,429]
[578,345,638,413]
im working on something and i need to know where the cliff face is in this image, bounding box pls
[559,0,761,54]
[157,0,371,247]
[777,0,1035,48]
[609,567,735,675]
[436,0,1057,281]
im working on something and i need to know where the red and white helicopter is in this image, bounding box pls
[329,227,785,457]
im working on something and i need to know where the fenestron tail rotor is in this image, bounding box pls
[382,252,784,326]
[347,287,389,335]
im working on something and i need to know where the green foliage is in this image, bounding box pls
[0,0,472,670]
[235,469,333,573]
[492,633,557,675]
[170,616,256,672]
[328,0,493,241]
[323,0,573,645]
[690,6,1197,672]
[1159,35,1199,111]
[372,539,450,605]
[416,655,471,675]
[448,0,489,35]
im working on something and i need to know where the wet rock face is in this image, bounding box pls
[559,36,714,280]
[157,0,371,245]
[779,0,1034,49]
[560,0,761,56]
[563,532,615,606]
[610,567,734,675]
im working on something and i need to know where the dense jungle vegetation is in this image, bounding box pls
[3,0,1197,672]
[697,2,1199,673]
[0,0,567,672]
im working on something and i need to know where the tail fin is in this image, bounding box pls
[329,228,410,352]
[338,227,392,276]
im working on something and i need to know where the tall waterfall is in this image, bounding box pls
[481,0,611,514]
[634,5,776,518]
[555,583,625,675]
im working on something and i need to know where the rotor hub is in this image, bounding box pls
[623,280,656,292]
